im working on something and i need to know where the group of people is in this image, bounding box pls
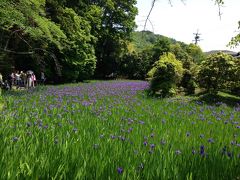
[0,71,45,90]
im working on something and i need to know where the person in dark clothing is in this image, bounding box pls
[7,73,13,90]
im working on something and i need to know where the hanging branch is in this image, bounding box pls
[0,30,62,76]
[143,0,156,31]
[0,47,34,55]
[216,1,223,20]
[168,0,173,7]
[34,48,62,76]
[4,29,24,50]
[144,0,223,32]
[148,19,155,33]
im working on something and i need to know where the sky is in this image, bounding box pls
[135,0,240,52]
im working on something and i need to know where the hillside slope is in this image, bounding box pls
[131,31,182,52]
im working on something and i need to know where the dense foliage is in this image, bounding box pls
[0,0,239,96]
[198,52,239,94]
[117,31,205,81]
[148,53,183,97]
[0,0,137,82]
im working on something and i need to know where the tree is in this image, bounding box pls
[58,0,138,78]
[93,0,138,78]
[197,52,237,94]
[185,44,206,64]
[170,43,191,62]
[0,0,99,82]
[230,57,240,95]
[229,21,240,47]
[117,50,153,79]
[45,1,97,81]
[148,52,183,97]
[0,0,67,77]
[151,37,171,63]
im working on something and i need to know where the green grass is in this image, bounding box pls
[0,102,3,111]
[0,90,3,111]
[0,81,240,179]
[195,91,240,107]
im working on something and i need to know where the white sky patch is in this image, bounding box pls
[135,0,240,52]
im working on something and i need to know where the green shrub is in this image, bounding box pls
[197,52,237,94]
[181,69,197,95]
[148,53,183,97]
[230,58,240,95]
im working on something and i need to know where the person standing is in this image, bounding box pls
[15,71,21,89]
[26,72,32,89]
[7,73,13,90]
[40,72,45,85]
[0,73,3,92]
[20,71,27,88]
[0,73,2,95]
[11,72,15,87]
[0,73,2,84]
[32,73,36,87]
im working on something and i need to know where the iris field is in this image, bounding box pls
[0,80,240,179]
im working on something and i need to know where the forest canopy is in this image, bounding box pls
[0,0,239,83]
[0,0,138,82]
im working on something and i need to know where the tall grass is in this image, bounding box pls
[0,80,240,179]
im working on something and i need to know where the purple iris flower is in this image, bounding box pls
[12,137,19,142]
[200,145,205,156]
[160,139,166,145]
[73,128,78,133]
[192,149,196,155]
[117,167,123,174]
[150,144,155,149]
[139,121,145,125]
[227,152,233,158]
[208,138,214,143]
[231,141,236,145]
[110,135,116,139]
[175,150,181,155]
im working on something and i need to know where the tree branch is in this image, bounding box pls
[143,0,156,31]
[216,1,223,20]
[168,0,173,7]
[15,33,32,48]
[1,29,62,76]
[34,48,62,76]
[4,29,24,50]
[1,47,62,76]
[144,0,224,32]
[0,47,34,55]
